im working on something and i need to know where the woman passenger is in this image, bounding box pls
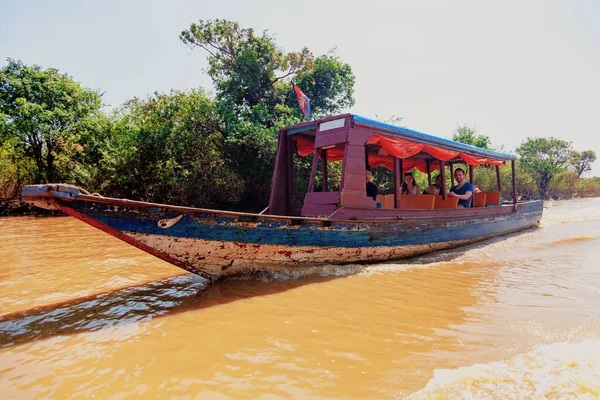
[401,173,421,195]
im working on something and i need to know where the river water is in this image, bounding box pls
[1,198,599,399]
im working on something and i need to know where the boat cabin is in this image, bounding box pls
[268,114,517,219]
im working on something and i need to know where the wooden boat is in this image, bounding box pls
[22,114,543,280]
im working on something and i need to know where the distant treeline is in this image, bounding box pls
[1,19,598,214]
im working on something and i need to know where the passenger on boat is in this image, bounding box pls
[448,168,474,207]
[401,172,421,195]
[423,174,443,195]
[366,167,378,201]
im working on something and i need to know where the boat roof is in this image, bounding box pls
[282,113,516,161]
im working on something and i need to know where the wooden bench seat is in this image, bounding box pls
[375,194,395,209]
[398,194,435,210]
[481,191,501,206]
[472,192,487,207]
[434,195,459,209]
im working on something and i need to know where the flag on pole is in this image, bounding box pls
[292,81,311,119]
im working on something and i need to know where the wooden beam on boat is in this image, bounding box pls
[322,149,328,192]
[308,148,319,193]
[511,160,517,211]
[450,162,455,187]
[496,165,502,191]
[469,164,475,208]
[440,161,447,200]
[469,165,474,184]
[394,157,401,208]
[426,159,432,185]
[287,137,295,213]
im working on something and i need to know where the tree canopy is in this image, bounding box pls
[571,150,596,178]
[0,58,102,183]
[452,125,492,150]
[516,137,591,197]
[180,19,356,208]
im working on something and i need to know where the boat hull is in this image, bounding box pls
[22,185,543,280]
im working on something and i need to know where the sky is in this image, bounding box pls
[2,0,599,176]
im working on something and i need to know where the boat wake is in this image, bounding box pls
[408,339,600,399]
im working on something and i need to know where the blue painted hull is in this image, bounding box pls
[22,185,543,279]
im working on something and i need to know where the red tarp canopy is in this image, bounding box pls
[293,132,505,172]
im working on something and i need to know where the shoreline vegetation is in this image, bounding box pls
[1,19,599,217]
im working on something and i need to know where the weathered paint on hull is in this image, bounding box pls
[62,201,540,280]
[124,231,532,278]
[22,185,543,280]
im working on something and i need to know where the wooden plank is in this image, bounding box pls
[511,160,517,211]
[322,150,328,191]
[473,192,487,207]
[434,195,459,209]
[307,149,319,193]
[398,195,435,210]
[374,194,395,209]
[383,194,395,209]
[496,165,502,191]
[339,144,347,192]
[329,203,518,220]
[426,160,432,185]
[394,158,401,208]
[345,156,367,175]
[314,130,348,148]
[341,189,374,208]
[304,191,340,205]
[344,144,365,159]
[482,191,500,206]
[440,161,447,200]
[347,127,376,145]
[469,165,475,207]
[300,204,338,217]
[343,172,367,191]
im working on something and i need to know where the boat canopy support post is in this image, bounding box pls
[322,149,328,192]
[450,162,455,187]
[496,165,502,192]
[268,130,295,216]
[394,157,402,208]
[426,159,432,185]
[441,160,447,200]
[469,165,474,184]
[511,160,517,211]
[308,148,320,193]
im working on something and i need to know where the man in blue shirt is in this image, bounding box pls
[448,168,474,208]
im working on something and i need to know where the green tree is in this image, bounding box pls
[571,150,596,178]
[180,19,355,209]
[0,59,102,183]
[516,137,573,198]
[290,53,355,117]
[452,125,492,149]
[100,90,244,208]
[180,19,313,115]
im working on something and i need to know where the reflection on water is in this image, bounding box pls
[1,198,600,398]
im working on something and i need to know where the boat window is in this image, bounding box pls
[292,151,343,205]
[293,151,313,205]
[309,148,343,193]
